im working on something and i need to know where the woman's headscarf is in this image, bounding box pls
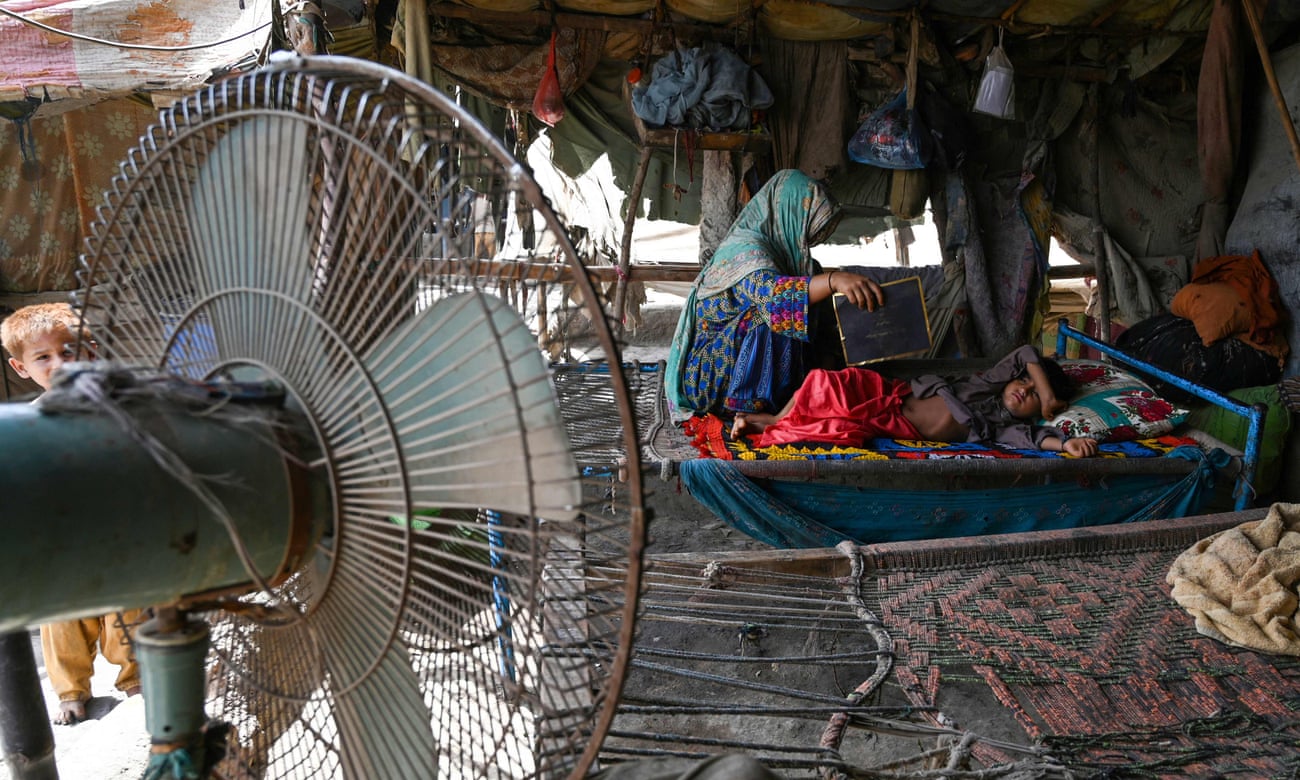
[665,170,840,417]
[695,170,839,296]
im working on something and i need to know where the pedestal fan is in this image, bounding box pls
[0,54,647,779]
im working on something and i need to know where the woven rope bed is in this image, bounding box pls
[618,508,1300,778]
[642,323,1264,484]
[856,508,1300,777]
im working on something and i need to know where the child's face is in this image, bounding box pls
[1001,375,1045,420]
[7,330,80,390]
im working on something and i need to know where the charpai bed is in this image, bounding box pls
[638,321,1271,548]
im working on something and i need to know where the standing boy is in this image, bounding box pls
[1,303,144,724]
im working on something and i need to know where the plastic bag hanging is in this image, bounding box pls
[847,89,931,169]
[973,29,1015,119]
[532,28,565,126]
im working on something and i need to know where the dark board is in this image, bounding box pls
[834,275,932,365]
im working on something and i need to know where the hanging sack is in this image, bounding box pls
[847,90,931,169]
[890,168,929,219]
[848,17,930,169]
[972,37,1015,119]
[532,28,565,126]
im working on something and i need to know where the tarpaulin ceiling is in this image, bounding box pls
[433,0,1217,47]
[419,0,1263,119]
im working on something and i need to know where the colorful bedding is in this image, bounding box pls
[681,412,1201,462]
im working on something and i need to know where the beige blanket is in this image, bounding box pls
[1167,503,1300,655]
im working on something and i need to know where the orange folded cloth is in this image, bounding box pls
[1170,250,1288,361]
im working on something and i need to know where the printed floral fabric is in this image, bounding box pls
[0,98,155,292]
[1049,360,1189,442]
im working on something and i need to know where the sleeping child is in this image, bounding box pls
[731,344,1099,457]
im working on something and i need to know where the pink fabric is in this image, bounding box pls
[753,368,919,448]
[0,2,76,95]
[1,0,271,102]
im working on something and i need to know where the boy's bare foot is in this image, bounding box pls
[731,412,776,438]
[53,699,86,726]
[125,685,141,697]
[731,414,751,439]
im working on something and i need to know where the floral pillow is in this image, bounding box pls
[1048,360,1189,442]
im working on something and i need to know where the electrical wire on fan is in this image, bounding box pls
[37,363,311,625]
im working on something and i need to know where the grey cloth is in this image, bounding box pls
[631,43,773,131]
[1053,207,1170,327]
[758,38,850,180]
[910,344,1064,449]
[591,754,781,780]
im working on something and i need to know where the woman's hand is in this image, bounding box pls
[827,271,885,311]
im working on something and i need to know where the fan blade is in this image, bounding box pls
[365,291,581,521]
[181,115,317,376]
[190,115,315,298]
[323,615,439,778]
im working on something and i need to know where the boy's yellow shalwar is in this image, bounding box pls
[40,610,145,702]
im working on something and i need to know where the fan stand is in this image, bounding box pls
[135,610,219,778]
[0,631,56,778]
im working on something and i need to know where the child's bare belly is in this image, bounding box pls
[902,394,969,441]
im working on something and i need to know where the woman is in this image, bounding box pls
[666,169,884,419]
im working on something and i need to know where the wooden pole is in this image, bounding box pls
[1241,0,1300,174]
[616,146,653,326]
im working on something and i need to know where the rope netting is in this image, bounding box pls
[588,545,1070,778]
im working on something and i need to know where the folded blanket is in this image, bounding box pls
[1167,502,1300,655]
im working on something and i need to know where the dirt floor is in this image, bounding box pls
[0,631,150,779]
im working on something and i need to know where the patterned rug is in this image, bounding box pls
[681,412,1200,463]
[856,512,1300,776]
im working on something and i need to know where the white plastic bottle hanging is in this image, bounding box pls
[973,28,1015,119]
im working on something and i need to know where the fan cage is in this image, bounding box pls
[71,56,647,780]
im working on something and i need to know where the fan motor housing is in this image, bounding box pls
[0,394,331,631]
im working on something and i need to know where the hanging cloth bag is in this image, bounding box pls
[532,28,565,126]
[890,167,929,218]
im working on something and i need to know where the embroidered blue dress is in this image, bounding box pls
[682,271,809,414]
[666,170,839,418]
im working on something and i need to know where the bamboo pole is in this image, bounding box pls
[1241,0,1300,174]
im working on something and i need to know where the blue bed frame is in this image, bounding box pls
[639,320,1276,548]
[1055,319,1266,511]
